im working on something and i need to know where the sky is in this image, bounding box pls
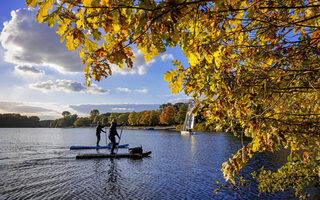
[0,1,190,120]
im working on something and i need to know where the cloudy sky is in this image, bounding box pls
[0,1,190,120]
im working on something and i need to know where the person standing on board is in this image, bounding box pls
[109,118,120,154]
[96,121,106,147]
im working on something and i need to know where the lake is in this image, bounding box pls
[0,128,297,199]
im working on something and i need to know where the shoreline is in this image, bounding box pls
[121,125,177,131]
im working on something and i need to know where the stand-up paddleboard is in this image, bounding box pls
[76,151,152,159]
[70,144,129,150]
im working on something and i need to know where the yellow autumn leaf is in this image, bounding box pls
[164,71,173,82]
[113,24,121,32]
[79,48,85,58]
[188,53,199,66]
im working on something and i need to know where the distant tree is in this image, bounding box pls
[52,113,78,127]
[74,117,91,127]
[28,116,40,127]
[160,106,177,125]
[149,110,160,126]
[108,113,120,124]
[173,102,186,110]
[176,103,188,124]
[100,113,111,125]
[159,103,172,110]
[0,114,41,127]
[93,115,100,124]
[128,112,138,126]
[100,116,108,126]
[135,112,144,126]
[62,111,71,118]
[70,114,78,125]
[49,120,58,128]
[140,111,151,126]
[117,113,129,125]
[39,120,53,127]
[90,109,100,120]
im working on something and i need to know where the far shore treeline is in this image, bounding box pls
[0,103,222,132]
[0,103,188,128]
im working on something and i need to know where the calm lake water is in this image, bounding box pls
[0,128,298,199]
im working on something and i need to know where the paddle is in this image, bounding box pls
[115,123,124,155]
[105,126,108,146]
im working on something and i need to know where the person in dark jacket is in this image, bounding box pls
[96,121,106,146]
[109,118,120,154]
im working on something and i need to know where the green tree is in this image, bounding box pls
[100,113,111,125]
[49,119,58,128]
[93,115,100,124]
[175,103,188,125]
[62,111,71,118]
[90,109,100,120]
[117,113,129,125]
[128,112,138,126]
[53,113,78,127]
[100,116,108,125]
[74,117,91,127]
[108,113,120,124]
[28,0,320,198]
[0,114,40,127]
[149,110,160,126]
[159,103,172,110]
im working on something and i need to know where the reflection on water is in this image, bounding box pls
[0,128,304,199]
[105,159,122,198]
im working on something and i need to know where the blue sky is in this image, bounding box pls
[0,1,190,120]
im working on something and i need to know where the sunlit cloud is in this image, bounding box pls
[112,107,134,111]
[117,87,148,93]
[117,87,131,92]
[30,79,109,94]
[0,9,82,73]
[111,50,156,75]
[31,80,55,90]
[134,89,148,93]
[161,53,174,61]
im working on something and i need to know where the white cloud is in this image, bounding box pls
[69,103,160,114]
[117,87,148,93]
[161,53,174,61]
[117,87,131,92]
[111,50,156,75]
[134,89,148,93]
[111,107,134,111]
[0,9,82,73]
[30,79,109,94]
[31,80,55,90]
[86,83,109,94]
[15,65,44,74]
[168,98,192,104]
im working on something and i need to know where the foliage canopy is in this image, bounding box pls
[27,0,320,198]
